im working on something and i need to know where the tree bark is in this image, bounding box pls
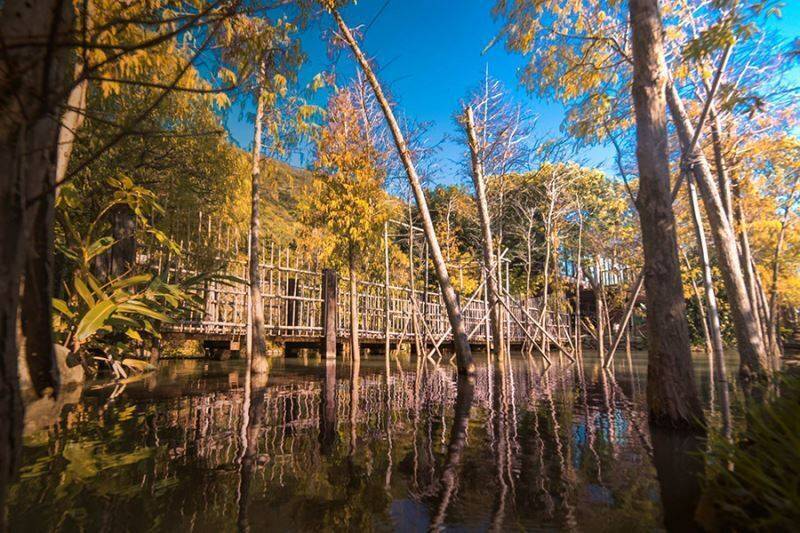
[349,243,360,361]
[464,106,504,359]
[0,0,74,521]
[248,84,268,373]
[708,108,733,226]
[55,64,88,195]
[332,9,474,374]
[383,222,391,377]
[687,176,727,385]
[769,189,796,356]
[665,81,769,380]
[593,257,606,364]
[630,0,704,427]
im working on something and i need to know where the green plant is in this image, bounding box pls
[702,377,800,531]
[53,178,232,377]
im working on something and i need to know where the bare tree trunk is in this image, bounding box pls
[687,176,727,385]
[384,222,391,377]
[708,109,733,226]
[332,9,474,374]
[55,65,88,194]
[575,211,583,358]
[248,84,268,374]
[665,82,769,380]
[349,243,360,362]
[630,0,704,427]
[593,258,606,365]
[464,106,504,359]
[769,192,795,357]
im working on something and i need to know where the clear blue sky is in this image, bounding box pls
[225,0,800,187]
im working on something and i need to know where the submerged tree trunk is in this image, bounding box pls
[629,0,704,427]
[383,222,391,377]
[248,85,269,374]
[593,257,606,365]
[464,106,504,359]
[665,83,769,381]
[332,9,474,374]
[687,176,727,386]
[349,243,361,361]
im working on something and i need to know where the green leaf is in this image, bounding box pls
[85,237,115,261]
[109,274,152,291]
[52,298,74,318]
[125,329,143,342]
[75,300,117,341]
[117,301,173,323]
[74,277,95,307]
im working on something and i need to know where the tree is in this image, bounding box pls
[464,106,505,358]
[493,0,789,380]
[629,0,704,427]
[302,87,389,361]
[219,10,310,372]
[329,8,475,375]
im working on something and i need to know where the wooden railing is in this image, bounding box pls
[146,249,572,348]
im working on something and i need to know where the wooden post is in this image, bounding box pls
[322,269,338,359]
[287,278,299,328]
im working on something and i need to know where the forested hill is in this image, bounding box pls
[260,159,315,245]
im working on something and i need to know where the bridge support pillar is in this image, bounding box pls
[322,269,337,359]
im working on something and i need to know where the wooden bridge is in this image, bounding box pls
[139,216,635,359]
[146,246,576,358]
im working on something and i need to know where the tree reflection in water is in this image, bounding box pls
[4,353,726,530]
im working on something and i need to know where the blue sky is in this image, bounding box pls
[224,0,800,187]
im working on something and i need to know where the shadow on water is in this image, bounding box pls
[3,350,741,531]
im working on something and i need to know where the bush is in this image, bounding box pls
[702,377,800,531]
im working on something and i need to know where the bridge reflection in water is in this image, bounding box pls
[9,353,711,530]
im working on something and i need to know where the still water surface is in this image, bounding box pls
[8,351,737,531]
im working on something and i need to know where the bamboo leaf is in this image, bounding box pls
[75,300,117,341]
[74,277,95,307]
[52,298,74,318]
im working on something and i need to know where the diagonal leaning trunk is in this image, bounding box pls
[687,176,727,386]
[464,106,504,359]
[332,9,474,374]
[665,82,769,381]
[629,0,704,428]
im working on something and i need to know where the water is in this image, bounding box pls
[7,351,736,531]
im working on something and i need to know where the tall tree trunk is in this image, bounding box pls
[0,0,74,522]
[55,65,88,195]
[464,106,504,359]
[687,176,727,385]
[575,211,583,358]
[593,257,606,364]
[769,190,796,356]
[708,109,733,226]
[349,242,360,361]
[665,82,769,380]
[630,0,704,427]
[248,85,268,374]
[383,221,391,378]
[332,9,474,374]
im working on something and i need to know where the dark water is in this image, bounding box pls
[7,351,738,531]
